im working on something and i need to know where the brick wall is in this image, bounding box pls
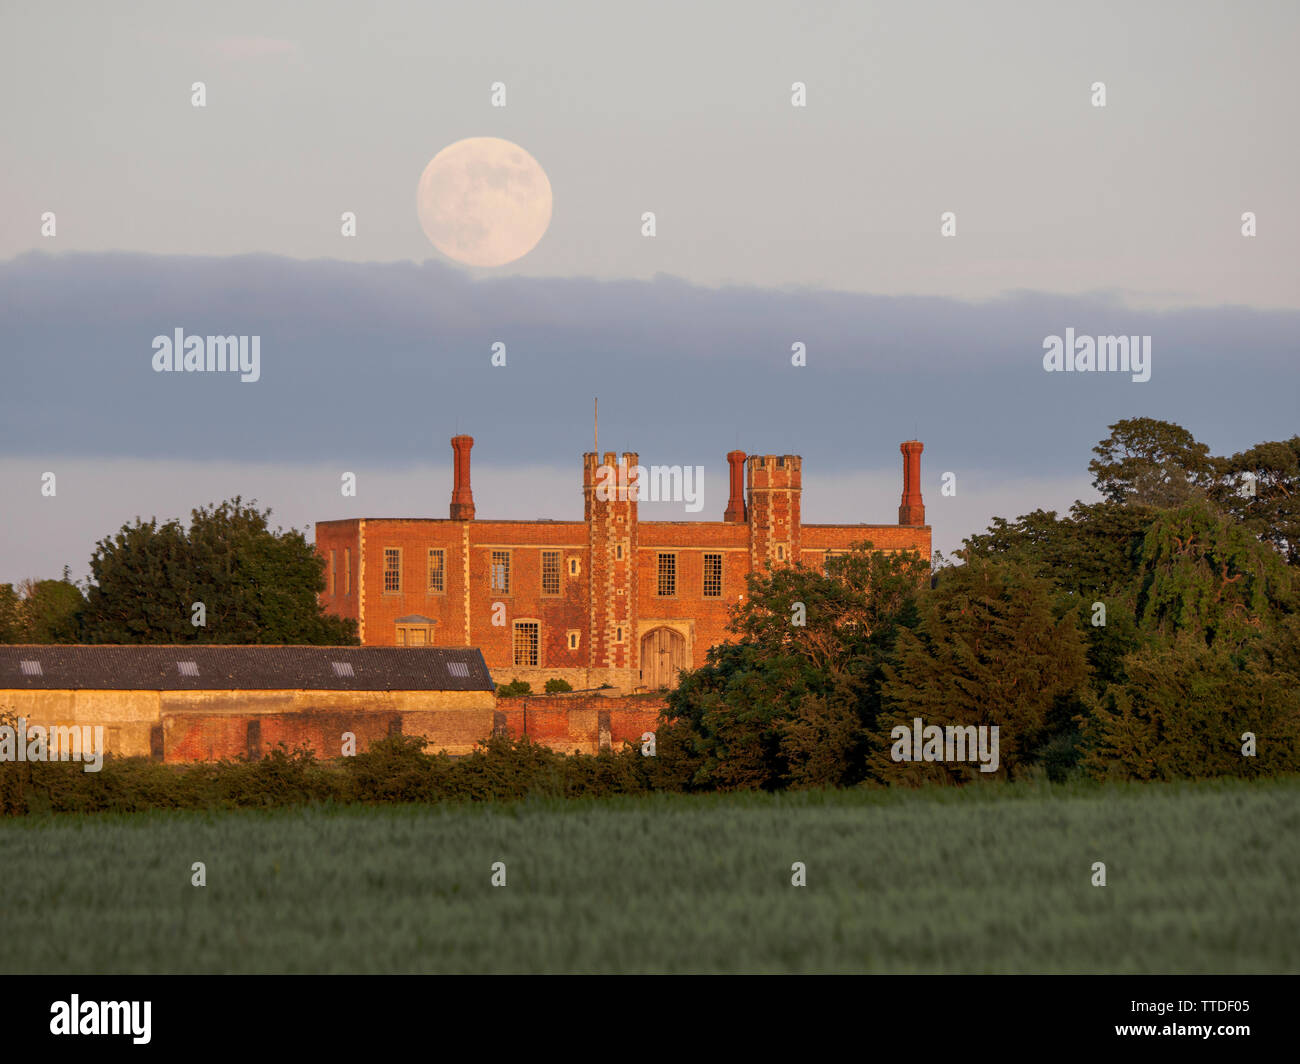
[801,524,932,571]
[160,696,668,761]
[160,704,495,762]
[494,694,669,755]
[162,709,400,763]
[315,519,362,627]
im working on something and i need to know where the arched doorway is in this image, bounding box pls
[641,627,687,690]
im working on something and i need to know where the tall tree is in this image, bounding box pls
[1080,499,1299,781]
[1131,499,1295,654]
[961,502,1153,696]
[1088,417,1214,507]
[873,558,1090,781]
[961,501,1154,600]
[1209,436,1300,565]
[82,498,358,645]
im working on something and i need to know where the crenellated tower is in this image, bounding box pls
[747,454,802,571]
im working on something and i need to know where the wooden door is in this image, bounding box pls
[641,628,686,689]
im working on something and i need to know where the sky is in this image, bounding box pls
[1,0,1297,584]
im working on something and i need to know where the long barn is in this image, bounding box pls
[0,645,495,762]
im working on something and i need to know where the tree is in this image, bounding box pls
[1088,417,1213,507]
[961,501,1154,600]
[1081,633,1300,781]
[872,558,1090,781]
[1209,436,1300,565]
[19,576,86,642]
[1079,498,1299,781]
[962,502,1153,697]
[1131,499,1295,654]
[0,585,25,643]
[664,544,929,790]
[0,575,87,643]
[82,497,358,645]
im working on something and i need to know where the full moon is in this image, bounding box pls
[416,137,552,267]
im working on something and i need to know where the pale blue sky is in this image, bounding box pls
[3,0,1297,304]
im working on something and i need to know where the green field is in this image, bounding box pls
[1,777,1297,973]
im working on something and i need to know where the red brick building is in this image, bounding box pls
[315,437,930,693]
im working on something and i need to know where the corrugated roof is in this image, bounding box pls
[0,646,494,693]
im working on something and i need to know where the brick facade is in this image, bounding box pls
[317,437,931,692]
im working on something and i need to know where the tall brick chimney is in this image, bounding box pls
[450,435,476,520]
[724,450,747,522]
[898,440,925,526]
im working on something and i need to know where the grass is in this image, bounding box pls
[1,776,1297,973]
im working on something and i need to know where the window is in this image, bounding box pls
[513,621,539,666]
[615,543,624,560]
[20,660,42,677]
[703,553,723,597]
[329,549,336,595]
[568,557,580,577]
[614,625,625,643]
[567,630,580,651]
[776,544,786,561]
[344,547,351,595]
[657,553,676,596]
[447,661,470,679]
[491,550,511,593]
[428,548,445,593]
[396,618,435,646]
[542,550,561,595]
[331,661,354,678]
[177,661,199,677]
[384,548,401,592]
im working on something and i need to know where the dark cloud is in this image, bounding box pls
[2,251,1295,482]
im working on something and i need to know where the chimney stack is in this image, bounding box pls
[898,440,925,526]
[450,435,476,520]
[724,450,747,522]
